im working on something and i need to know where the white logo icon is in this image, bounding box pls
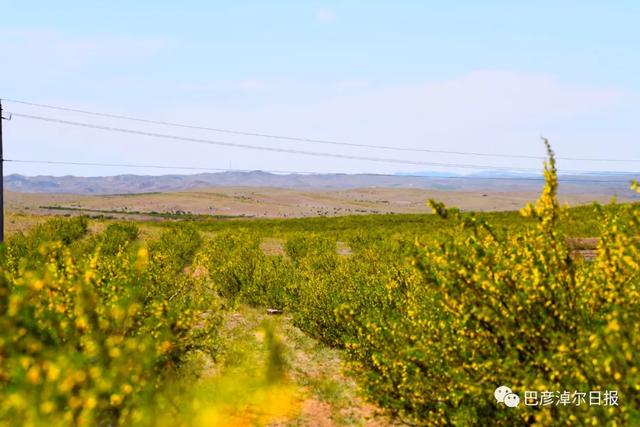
[495,385,520,408]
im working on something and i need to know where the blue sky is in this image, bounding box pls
[1,1,638,176]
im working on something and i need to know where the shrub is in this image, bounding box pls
[0,221,220,426]
[338,142,640,425]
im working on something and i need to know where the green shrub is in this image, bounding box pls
[0,221,220,426]
[337,143,640,425]
[98,222,140,256]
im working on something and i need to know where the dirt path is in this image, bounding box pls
[181,305,393,426]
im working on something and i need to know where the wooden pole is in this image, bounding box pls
[0,99,4,243]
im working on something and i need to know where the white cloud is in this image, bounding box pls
[305,70,627,135]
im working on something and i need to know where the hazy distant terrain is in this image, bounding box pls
[6,171,639,195]
[5,170,639,219]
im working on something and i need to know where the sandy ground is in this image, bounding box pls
[192,305,395,426]
[6,186,637,220]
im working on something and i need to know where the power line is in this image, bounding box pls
[7,112,540,172]
[4,97,639,163]
[4,159,312,175]
[4,159,636,183]
[7,112,635,175]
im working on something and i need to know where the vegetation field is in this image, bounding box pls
[7,181,640,220]
[1,151,639,426]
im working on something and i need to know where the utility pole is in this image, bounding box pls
[0,99,4,243]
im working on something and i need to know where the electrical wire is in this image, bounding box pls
[7,112,635,175]
[4,97,639,163]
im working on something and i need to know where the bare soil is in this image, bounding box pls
[7,186,635,220]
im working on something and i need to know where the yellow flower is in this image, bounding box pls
[47,364,61,381]
[40,401,55,414]
[85,396,97,409]
[607,319,621,332]
[26,366,41,384]
[30,279,44,291]
[110,394,123,406]
[69,396,83,409]
[159,340,172,354]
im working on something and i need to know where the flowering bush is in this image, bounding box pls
[196,230,290,308]
[184,144,639,425]
[2,142,636,426]
[0,221,220,426]
[337,143,640,425]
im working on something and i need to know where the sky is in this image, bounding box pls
[0,0,639,177]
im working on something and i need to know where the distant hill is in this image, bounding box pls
[5,171,639,198]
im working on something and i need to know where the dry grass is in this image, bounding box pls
[4,212,51,236]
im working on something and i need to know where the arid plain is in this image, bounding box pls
[6,185,639,222]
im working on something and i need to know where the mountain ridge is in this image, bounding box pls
[5,171,639,197]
